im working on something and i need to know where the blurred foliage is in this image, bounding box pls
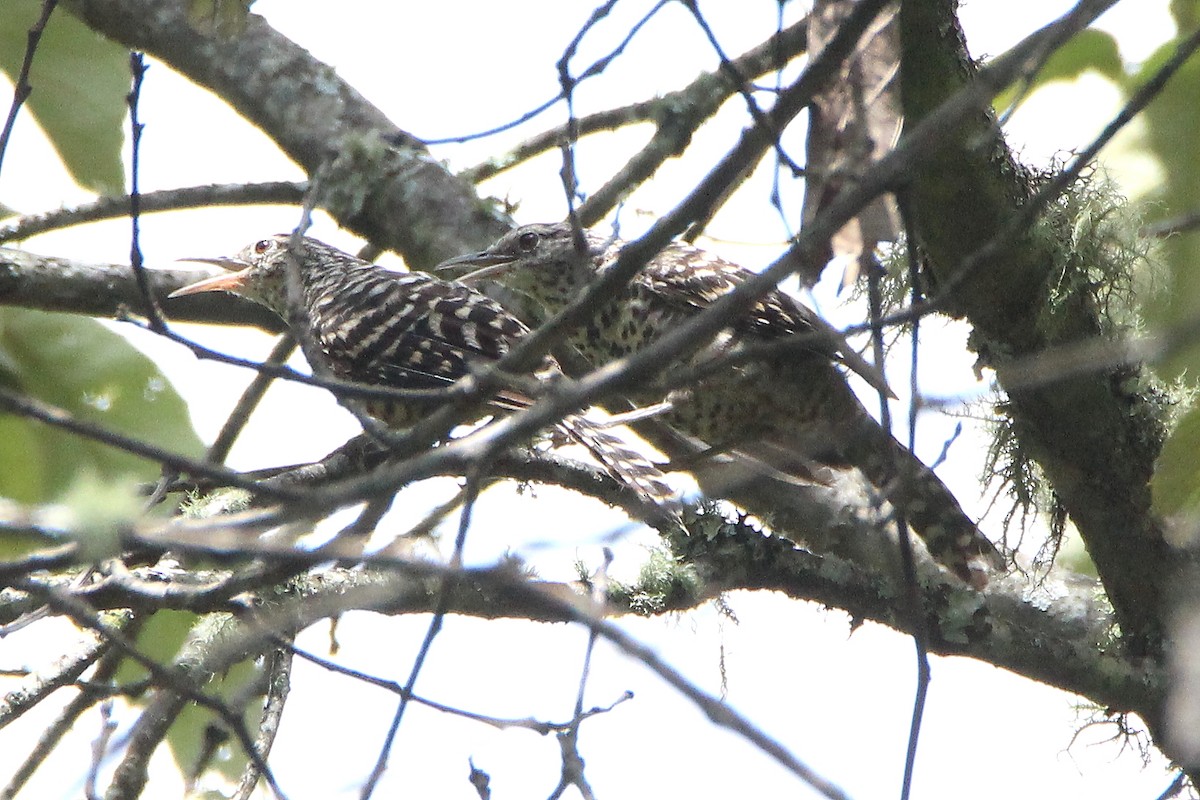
[1153,400,1200,516]
[0,0,128,193]
[41,469,144,561]
[1137,42,1200,351]
[0,470,146,566]
[114,609,199,686]
[1119,14,1200,515]
[996,28,1122,112]
[1172,0,1199,30]
[115,611,263,785]
[172,655,262,786]
[987,14,1200,518]
[0,525,59,560]
[1,8,255,787]
[0,308,204,504]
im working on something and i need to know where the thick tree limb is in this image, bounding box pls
[896,0,1179,662]
[65,0,511,266]
[0,535,1153,727]
[0,247,281,329]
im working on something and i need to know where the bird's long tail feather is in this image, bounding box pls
[558,414,682,524]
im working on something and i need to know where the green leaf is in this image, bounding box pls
[113,610,199,686]
[0,308,205,503]
[0,527,62,561]
[0,0,128,193]
[0,413,48,499]
[116,612,262,784]
[41,470,144,561]
[169,657,261,784]
[995,29,1123,111]
[1134,37,1200,376]
[1171,0,1199,29]
[110,613,258,786]
[1153,405,1200,515]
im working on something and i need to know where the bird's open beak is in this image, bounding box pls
[434,251,515,285]
[169,256,253,298]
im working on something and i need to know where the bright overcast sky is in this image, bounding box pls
[0,1,1184,798]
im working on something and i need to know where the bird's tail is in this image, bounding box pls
[558,414,681,524]
[845,422,1004,588]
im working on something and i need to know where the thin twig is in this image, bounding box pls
[1154,772,1189,800]
[460,98,662,184]
[1,624,136,799]
[682,0,894,241]
[892,225,930,800]
[0,385,303,502]
[207,334,298,464]
[549,549,611,800]
[494,574,850,800]
[0,181,307,243]
[574,15,811,226]
[680,0,802,175]
[232,644,294,800]
[0,0,58,183]
[141,316,467,406]
[85,700,118,800]
[360,462,490,799]
[19,583,287,800]
[126,52,166,332]
[461,15,809,188]
[279,635,632,733]
[423,1,666,146]
[1143,210,1200,238]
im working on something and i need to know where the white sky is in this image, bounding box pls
[0,1,1185,798]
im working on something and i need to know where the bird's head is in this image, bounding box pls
[172,234,315,315]
[435,222,605,292]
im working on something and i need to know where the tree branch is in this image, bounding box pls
[896,0,1179,662]
[461,15,811,229]
[0,181,306,243]
[0,247,282,328]
[2,542,1153,747]
[66,0,510,267]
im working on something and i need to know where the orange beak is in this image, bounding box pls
[169,256,252,298]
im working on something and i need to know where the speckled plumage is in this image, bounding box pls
[293,242,527,425]
[173,235,677,514]
[444,222,1001,587]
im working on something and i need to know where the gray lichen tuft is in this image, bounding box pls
[984,165,1185,555]
[178,487,253,518]
[609,547,703,615]
[1032,163,1157,340]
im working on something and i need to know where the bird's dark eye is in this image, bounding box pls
[517,231,539,251]
[253,239,273,255]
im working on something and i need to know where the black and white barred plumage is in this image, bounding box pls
[172,235,678,515]
[440,222,1002,587]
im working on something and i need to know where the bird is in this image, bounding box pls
[437,221,1002,587]
[169,234,678,518]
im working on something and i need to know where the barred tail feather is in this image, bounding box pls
[559,414,681,522]
[848,424,1003,588]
